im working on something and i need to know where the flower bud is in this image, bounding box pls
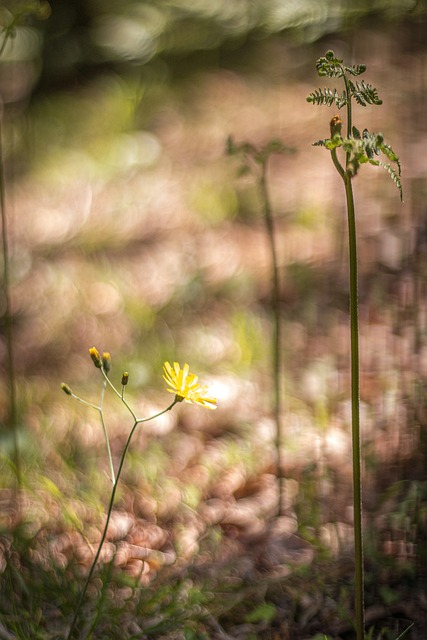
[121,372,129,386]
[89,347,103,368]
[102,352,111,373]
[330,114,343,137]
[61,383,73,396]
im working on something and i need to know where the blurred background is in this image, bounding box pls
[1,0,427,637]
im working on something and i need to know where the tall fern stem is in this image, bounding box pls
[344,171,364,640]
[309,51,401,638]
[332,143,364,639]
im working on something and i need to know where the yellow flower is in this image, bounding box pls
[89,347,103,368]
[162,362,217,410]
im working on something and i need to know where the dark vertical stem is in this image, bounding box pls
[344,173,364,640]
[260,161,284,516]
[342,69,364,636]
[0,110,21,490]
[331,142,364,639]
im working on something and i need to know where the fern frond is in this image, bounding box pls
[313,139,328,147]
[315,50,344,78]
[360,130,402,177]
[378,161,403,201]
[359,129,380,160]
[377,140,401,175]
[349,80,382,106]
[306,88,347,108]
[313,136,343,150]
[345,64,367,77]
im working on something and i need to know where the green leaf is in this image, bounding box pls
[306,87,347,108]
[245,602,276,624]
[315,50,344,78]
[39,475,62,498]
[349,80,382,106]
[378,139,401,174]
[312,139,328,147]
[345,63,367,76]
[378,161,403,201]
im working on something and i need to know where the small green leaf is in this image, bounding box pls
[345,63,366,76]
[40,476,62,498]
[378,161,403,201]
[245,602,276,624]
[350,80,382,106]
[316,50,344,78]
[306,88,347,108]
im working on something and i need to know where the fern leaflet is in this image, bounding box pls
[378,161,403,201]
[345,64,367,77]
[349,80,383,106]
[306,88,347,108]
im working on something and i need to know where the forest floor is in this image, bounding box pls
[1,25,427,639]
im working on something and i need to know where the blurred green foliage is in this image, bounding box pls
[2,0,424,90]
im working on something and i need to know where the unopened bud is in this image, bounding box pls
[89,347,103,368]
[330,114,343,137]
[121,372,129,386]
[61,383,73,396]
[102,352,111,373]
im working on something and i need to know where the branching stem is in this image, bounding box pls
[66,398,178,640]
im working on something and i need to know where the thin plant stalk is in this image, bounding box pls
[308,51,401,639]
[333,147,364,639]
[343,173,364,640]
[0,0,51,498]
[63,356,216,639]
[0,108,21,491]
[227,138,292,517]
[66,398,178,640]
[260,161,285,516]
[65,379,116,484]
[99,379,115,484]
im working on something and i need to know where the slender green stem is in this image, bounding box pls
[260,161,284,516]
[69,384,115,483]
[332,143,364,639]
[342,73,352,136]
[101,369,137,422]
[0,108,21,491]
[331,72,365,639]
[66,399,178,640]
[99,380,115,485]
[343,172,364,640]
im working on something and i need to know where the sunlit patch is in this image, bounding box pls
[92,10,165,63]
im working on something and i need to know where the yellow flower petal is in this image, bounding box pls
[162,361,217,410]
